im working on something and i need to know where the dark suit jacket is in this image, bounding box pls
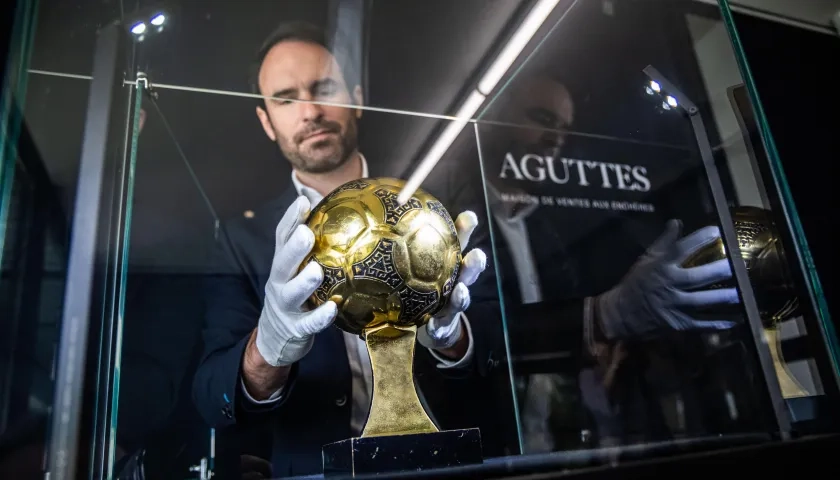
[192,170,515,476]
[491,206,589,375]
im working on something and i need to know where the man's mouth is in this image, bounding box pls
[302,129,336,142]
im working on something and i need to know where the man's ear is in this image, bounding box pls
[352,85,364,120]
[255,105,277,141]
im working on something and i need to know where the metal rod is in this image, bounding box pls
[25,69,688,151]
[46,23,125,480]
[643,65,791,438]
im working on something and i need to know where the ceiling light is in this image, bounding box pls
[398,0,563,203]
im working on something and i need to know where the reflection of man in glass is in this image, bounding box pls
[192,22,494,476]
[478,71,742,451]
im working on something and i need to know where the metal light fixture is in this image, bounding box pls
[128,11,168,40]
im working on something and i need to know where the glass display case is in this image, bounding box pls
[1,0,837,479]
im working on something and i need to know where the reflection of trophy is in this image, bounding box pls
[303,178,482,474]
[683,206,807,398]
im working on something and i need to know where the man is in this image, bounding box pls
[192,22,497,477]
[474,71,744,450]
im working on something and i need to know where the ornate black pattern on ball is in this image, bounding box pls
[323,179,370,202]
[313,260,346,303]
[442,257,460,298]
[427,200,457,237]
[374,188,422,226]
[397,285,440,322]
[351,238,402,289]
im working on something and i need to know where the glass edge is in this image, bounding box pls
[105,82,143,479]
[473,122,525,454]
[0,0,40,275]
[716,0,840,379]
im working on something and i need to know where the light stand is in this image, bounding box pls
[642,65,791,439]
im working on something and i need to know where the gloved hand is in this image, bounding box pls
[417,211,487,350]
[255,196,338,367]
[595,219,740,340]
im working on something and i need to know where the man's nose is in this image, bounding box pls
[298,96,324,122]
[541,131,566,149]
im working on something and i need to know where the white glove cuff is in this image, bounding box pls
[418,314,463,350]
[255,320,311,367]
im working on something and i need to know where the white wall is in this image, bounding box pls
[685,13,766,208]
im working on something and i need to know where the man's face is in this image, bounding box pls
[500,76,575,159]
[256,40,361,174]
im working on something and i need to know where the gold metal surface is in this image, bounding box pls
[764,327,808,398]
[681,206,798,326]
[302,177,462,335]
[300,177,461,437]
[361,324,439,437]
[682,206,806,397]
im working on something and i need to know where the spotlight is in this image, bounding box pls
[642,77,680,114]
[124,5,174,40]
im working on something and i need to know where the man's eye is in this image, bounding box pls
[315,84,338,98]
[527,108,556,127]
[533,113,551,125]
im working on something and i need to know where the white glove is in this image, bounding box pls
[255,196,338,367]
[417,211,487,350]
[596,219,740,340]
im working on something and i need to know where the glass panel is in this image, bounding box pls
[1,9,141,480]
[1,1,135,479]
[716,0,840,390]
[28,0,122,76]
[131,0,550,118]
[0,1,74,478]
[8,0,838,478]
[471,0,839,455]
[111,85,518,478]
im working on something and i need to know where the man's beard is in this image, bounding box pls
[276,117,358,174]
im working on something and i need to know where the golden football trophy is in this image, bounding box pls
[302,177,482,474]
[683,206,807,398]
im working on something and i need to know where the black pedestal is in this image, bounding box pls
[322,428,482,476]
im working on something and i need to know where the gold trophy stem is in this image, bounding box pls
[763,327,808,398]
[361,324,439,437]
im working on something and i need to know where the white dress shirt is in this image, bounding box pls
[485,184,542,305]
[242,153,474,436]
[485,182,598,453]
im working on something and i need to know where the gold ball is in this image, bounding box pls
[682,206,798,326]
[301,177,462,336]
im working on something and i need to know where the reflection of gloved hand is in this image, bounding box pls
[417,211,487,350]
[596,219,740,340]
[255,196,338,367]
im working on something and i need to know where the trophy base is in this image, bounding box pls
[322,428,483,476]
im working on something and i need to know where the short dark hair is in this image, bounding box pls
[249,21,351,96]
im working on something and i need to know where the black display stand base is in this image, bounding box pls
[322,428,482,476]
